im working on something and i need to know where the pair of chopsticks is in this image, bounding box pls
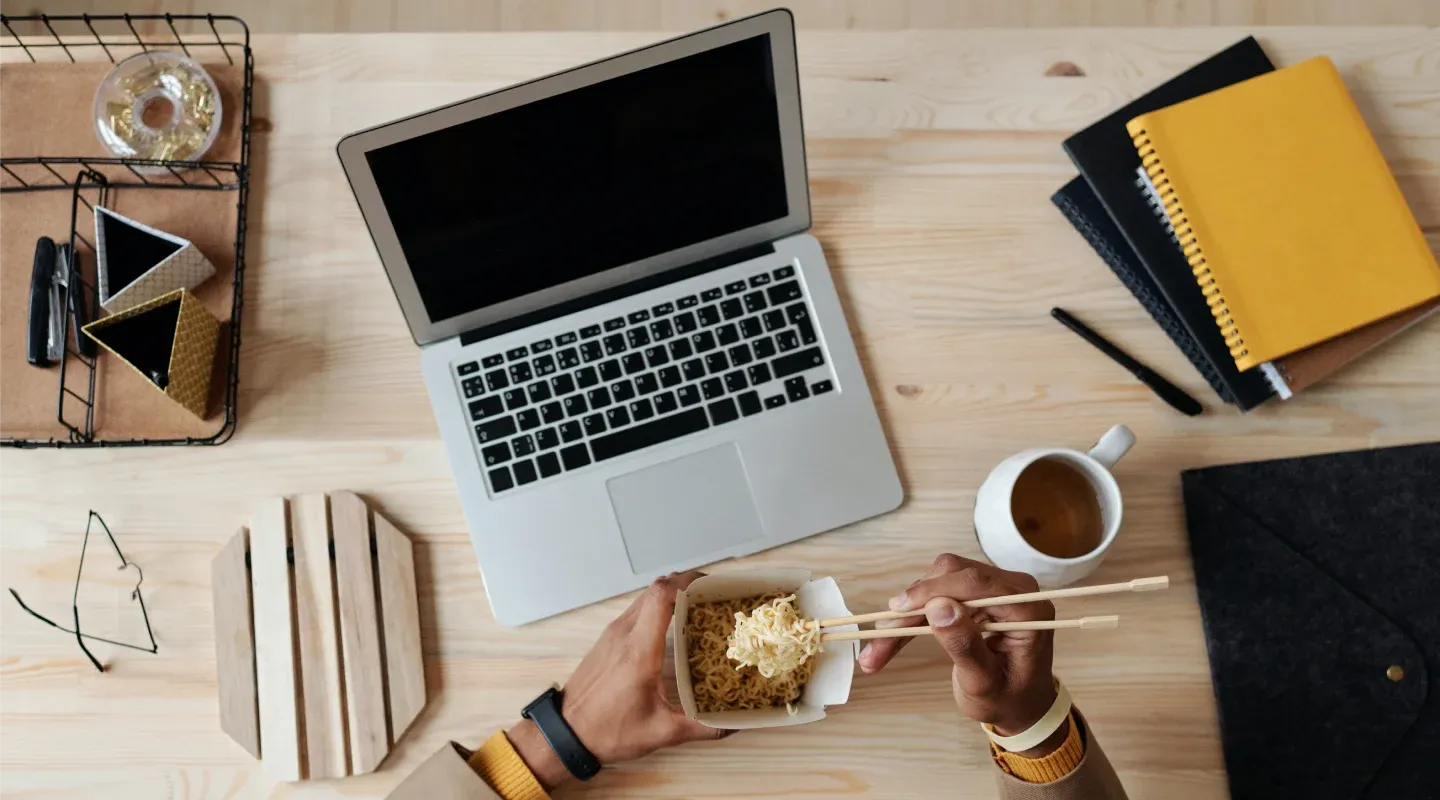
[815,576,1168,643]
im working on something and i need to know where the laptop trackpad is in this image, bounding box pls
[608,444,764,574]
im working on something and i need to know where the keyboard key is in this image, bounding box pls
[583,414,607,437]
[681,359,706,382]
[708,397,739,425]
[739,317,762,339]
[635,373,659,395]
[796,315,817,345]
[749,273,772,288]
[528,381,552,403]
[729,343,753,366]
[628,310,650,325]
[659,366,682,387]
[556,348,580,369]
[513,459,538,485]
[692,331,717,352]
[674,311,698,334]
[748,362,773,385]
[503,389,528,410]
[580,341,604,362]
[541,402,565,424]
[530,339,553,353]
[785,302,810,325]
[720,298,743,320]
[555,332,578,346]
[587,387,612,409]
[611,379,636,402]
[812,379,834,395]
[654,391,678,415]
[705,352,729,375]
[786,376,810,403]
[517,409,541,430]
[606,406,632,428]
[470,395,504,420]
[644,346,669,368]
[772,347,826,378]
[725,280,747,295]
[599,359,623,382]
[489,466,514,492]
[752,336,777,360]
[630,398,655,421]
[560,444,591,471]
[767,281,803,305]
[677,384,701,407]
[677,295,699,309]
[652,301,674,316]
[462,376,485,399]
[724,370,748,393]
[533,354,557,377]
[701,377,724,400]
[580,324,602,338]
[604,317,626,331]
[590,408,709,462]
[482,354,505,368]
[743,291,767,314]
[738,391,763,416]
[564,395,588,417]
[551,373,577,396]
[485,370,509,391]
[621,353,645,375]
[476,416,517,443]
[603,334,627,356]
[701,288,723,302]
[576,366,600,388]
[481,441,512,466]
[697,305,721,327]
[458,361,480,376]
[668,338,693,360]
[776,330,800,352]
[765,394,788,410]
[537,452,562,477]
[762,310,786,332]
[536,428,560,451]
[560,421,583,442]
[649,318,674,341]
[513,434,537,457]
[716,323,740,346]
[506,346,529,361]
[774,265,796,280]
[626,328,650,348]
[509,362,533,383]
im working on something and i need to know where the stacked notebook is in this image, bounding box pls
[1055,38,1440,410]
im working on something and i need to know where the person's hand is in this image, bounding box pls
[508,572,726,789]
[858,554,1066,755]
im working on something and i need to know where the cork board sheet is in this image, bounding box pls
[1,61,246,443]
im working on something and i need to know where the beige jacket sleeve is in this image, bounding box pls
[993,711,1129,800]
[386,743,503,800]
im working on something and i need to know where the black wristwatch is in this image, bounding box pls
[521,686,602,781]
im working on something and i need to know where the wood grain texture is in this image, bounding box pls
[248,497,302,782]
[290,493,348,779]
[210,528,260,760]
[330,491,389,775]
[2,28,1438,799]
[374,510,426,743]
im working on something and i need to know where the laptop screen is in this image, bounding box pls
[364,34,789,325]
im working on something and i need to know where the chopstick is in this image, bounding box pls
[819,615,1120,643]
[807,576,1167,630]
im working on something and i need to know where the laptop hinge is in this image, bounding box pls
[457,242,778,347]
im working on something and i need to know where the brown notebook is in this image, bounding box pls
[1273,298,1439,397]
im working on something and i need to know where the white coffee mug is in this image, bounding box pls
[972,425,1135,588]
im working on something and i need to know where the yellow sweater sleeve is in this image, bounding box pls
[990,711,1086,783]
[467,731,551,800]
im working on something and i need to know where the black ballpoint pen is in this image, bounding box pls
[1051,307,1203,417]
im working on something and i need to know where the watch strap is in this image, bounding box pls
[521,687,602,781]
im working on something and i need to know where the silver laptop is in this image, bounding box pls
[337,10,901,626]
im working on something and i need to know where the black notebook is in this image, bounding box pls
[1051,176,1234,404]
[1063,37,1275,411]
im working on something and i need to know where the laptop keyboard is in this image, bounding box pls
[453,264,836,494]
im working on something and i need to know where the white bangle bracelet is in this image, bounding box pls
[982,678,1072,752]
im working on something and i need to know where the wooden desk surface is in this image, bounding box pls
[2,27,1437,800]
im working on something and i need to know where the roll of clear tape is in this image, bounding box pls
[93,50,222,170]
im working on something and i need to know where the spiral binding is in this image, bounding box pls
[1131,129,1249,364]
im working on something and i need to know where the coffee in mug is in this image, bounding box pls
[1010,457,1105,559]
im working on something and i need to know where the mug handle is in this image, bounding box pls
[1088,425,1136,469]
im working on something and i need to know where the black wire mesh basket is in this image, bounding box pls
[0,14,253,448]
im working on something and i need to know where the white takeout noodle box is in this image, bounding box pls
[672,568,859,729]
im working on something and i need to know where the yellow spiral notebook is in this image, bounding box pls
[1126,56,1440,372]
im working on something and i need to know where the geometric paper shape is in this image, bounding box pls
[94,205,215,313]
[82,288,220,418]
[210,492,428,782]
